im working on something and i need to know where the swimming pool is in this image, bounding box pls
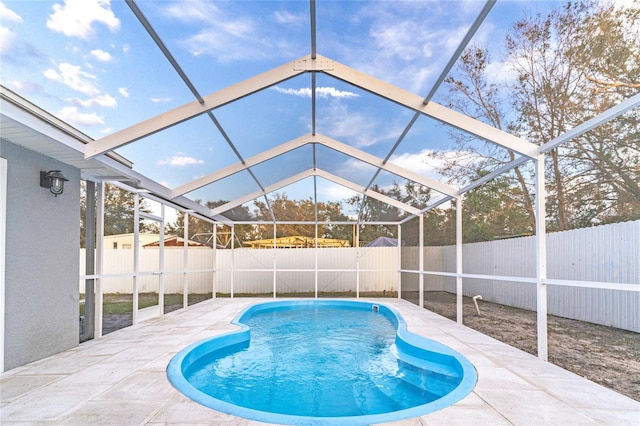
[167,300,477,425]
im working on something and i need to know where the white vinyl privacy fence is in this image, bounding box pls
[81,220,639,331]
[403,220,639,332]
[80,246,399,296]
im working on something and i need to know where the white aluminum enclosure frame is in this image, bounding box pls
[2,0,638,364]
[75,0,640,361]
[86,179,219,338]
[0,158,7,373]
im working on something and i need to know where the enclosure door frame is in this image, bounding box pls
[133,197,165,324]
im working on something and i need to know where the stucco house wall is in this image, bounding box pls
[1,139,80,370]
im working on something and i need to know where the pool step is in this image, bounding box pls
[369,373,443,408]
[391,344,459,378]
[393,361,460,399]
[353,379,403,414]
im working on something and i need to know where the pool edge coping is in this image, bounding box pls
[166,299,478,425]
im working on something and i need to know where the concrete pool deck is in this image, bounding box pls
[1,298,638,425]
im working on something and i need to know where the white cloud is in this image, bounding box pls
[273,86,359,99]
[318,183,359,202]
[47,0,120,39]
[44,62,100,96]
[373,20,426,62]
[159,155,205,167]
[0,2,22,22]
[317,87,359,98]
[89,49,113,62]
[337,2,479,94]
[322,110,375,147]
[273,10,304,25]
[185,28,261,61]
[57,106,104,126]
[0,3,21,54]
[163,1,296,62]
[317,103,401,148]
[389,150,436,176]
[67,93,117,108]
[7,80,41,94]
[164,1,223,23]
[337,157,377,176]
[118,87,129,97]
[0,25,15,53]
[273,86,310,97]
[364,23,468,93]
[151,97,172,103]
[389,149,478,182]
[164,2,257,61]
[96,95,116,108]
[485,59,518,86]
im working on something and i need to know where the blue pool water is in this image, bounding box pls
[167,300,477,425]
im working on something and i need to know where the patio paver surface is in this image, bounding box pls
[1,298,638,425]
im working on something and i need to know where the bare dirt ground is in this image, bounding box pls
[408,291,640,402]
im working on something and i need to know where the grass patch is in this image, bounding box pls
[80,293,207,316]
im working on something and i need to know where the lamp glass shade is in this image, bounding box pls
[43,170,68,196]
[50,177,64,194]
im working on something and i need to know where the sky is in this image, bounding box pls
[0,0,566,220]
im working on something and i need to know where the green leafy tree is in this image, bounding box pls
[462,170,533,242]
[252,194,350,242]
[102,183,155,235]
[423,207,456,246]
[166,199,253,247]
[417,172,532,246]
[346,182,432,245]
[81,182,154,247]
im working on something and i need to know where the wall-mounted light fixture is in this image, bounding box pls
[40,170,68,196]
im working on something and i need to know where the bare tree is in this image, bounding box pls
[438,46,536,232]
[432,1,639,232]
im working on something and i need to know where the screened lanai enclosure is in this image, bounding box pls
[1,0,638,374]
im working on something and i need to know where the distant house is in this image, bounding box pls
[143,236,211,248]
[104,233,160,249]
[244,235,350,249]
[103,234,211,249]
